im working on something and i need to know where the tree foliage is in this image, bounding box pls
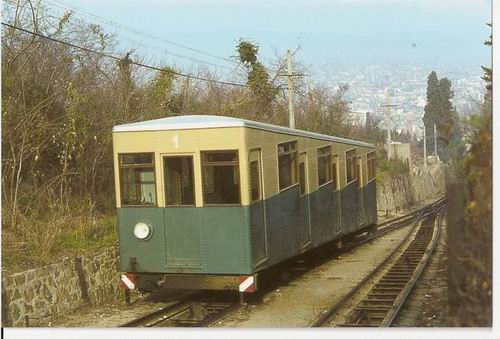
[151,67,177,114]
[481,23,492,95]
[1,1,359,271]
[458,25,492,326]
[447,21,492,327]
[236,39,278,119]
[423,71,462,161]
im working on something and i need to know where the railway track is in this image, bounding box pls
[314,198,445,261]
[120,198,445,328]
[120,292,240,327]
[310,202,446,327]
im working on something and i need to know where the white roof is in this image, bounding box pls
[112,115,374,148]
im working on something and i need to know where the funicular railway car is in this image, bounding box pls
[113,115,377,297]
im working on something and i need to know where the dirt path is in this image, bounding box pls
[214,225,414,327]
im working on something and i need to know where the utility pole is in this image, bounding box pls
[276,48,303,128]
[380,91,397,161]
[433,123,438,157]
[287,49,295,129]
[423,125,427,168]
[387,118,392,160]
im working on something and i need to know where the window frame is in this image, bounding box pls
[200,149,242,207]
[118,152,157,207]
[249,159,261,202]
[163,154,196,207]
[298,152,309,197]
[332,154,339,191]
[367,151,376,182]
[356,156,363,188]
[277,140,299,192]
[317,145,333,188]
[345,148,357,185]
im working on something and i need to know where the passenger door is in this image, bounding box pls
[162,154,203,268]
[249,149,268,264]
[299,152,312,248]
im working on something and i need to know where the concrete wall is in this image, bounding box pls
[377,162,445,213]
[1,247,121,327]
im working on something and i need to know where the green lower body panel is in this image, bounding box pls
[250,180,377,271]
[117,207,252,274]
[117,180,377,277]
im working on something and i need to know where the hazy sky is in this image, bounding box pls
[48,0,491,75]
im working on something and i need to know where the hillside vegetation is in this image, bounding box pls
[2,1,386,272]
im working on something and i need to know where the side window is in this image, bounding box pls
[277,141,298,190]
[120,153,157,206]
[164,156,195,206]
[346,149,357,184]
[201,151,241,205]
[249,160,261,202]
[317,145,332,186]
[367,151,376,181]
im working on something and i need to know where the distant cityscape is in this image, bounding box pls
[312,64,487,137]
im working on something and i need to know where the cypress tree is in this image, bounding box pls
[365,112,373,134]
[423,71,461,161]
[436,77,461,161]
[423,71,440,155]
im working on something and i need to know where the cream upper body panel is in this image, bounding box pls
[113,127,247,208]
[244,127,373,198]
[112,115,375,208]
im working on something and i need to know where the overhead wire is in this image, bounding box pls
[4,6,383,110]
[1,21,249,88]
[62,19,242,73]
[43,0,239,66]
[40,0,243,72]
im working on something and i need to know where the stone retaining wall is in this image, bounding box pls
[1,247,120,327]
[377,162,445,213]
[81,247,122,305]
[411,163,446,203]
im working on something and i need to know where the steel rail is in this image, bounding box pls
[119,293,240,327]
[376,197,445,229]
[309,215,426,326]
[380,207,445,326]
[120,297,196,327]
[309,201,445,327]
[340,198,445,254]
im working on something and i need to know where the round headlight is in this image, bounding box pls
[133,222,151,240]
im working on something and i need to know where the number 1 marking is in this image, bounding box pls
[172,135,179,148]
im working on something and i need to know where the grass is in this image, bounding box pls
[2,201,118,274]
[53,215,117,254]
